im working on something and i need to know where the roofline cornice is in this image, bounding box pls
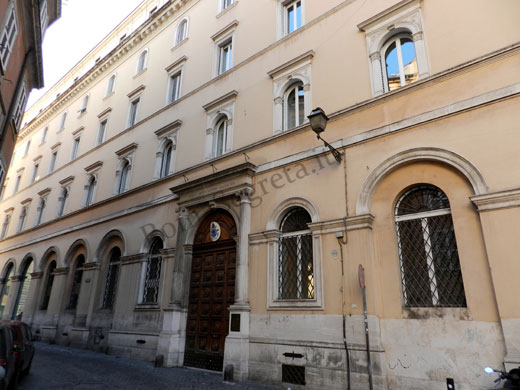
[19,0,191,139]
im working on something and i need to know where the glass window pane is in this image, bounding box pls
[297,86,304,126]
[287,88,296,129]
[385,42,400,90]
[401,39,418,85]
[296,1,302,29]
[287,5,294,33]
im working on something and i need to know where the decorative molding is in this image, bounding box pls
[51,142,62,150]
[165,55,188,73]
[53,267,69,275]
[3,207,14,213]
[38,188,52,197]
[83,262,101,270]
[72,126,84,136]
[249,230,280,244]
[21,198,32,206]
[115,143,138,157]
[346,214,375,230]
[267,50,315,79]
[33,155,43,162]
[30,272,43,279]
[471,189,520,212]
[97,107,112,118]
[155,120,182,137]
[59,176,75,186]
[210,20,238,41]
[84,161,103,173]
[357,0,420,31]
[203,90,238,112]
[121,253,147,264]
[127,85,146,98]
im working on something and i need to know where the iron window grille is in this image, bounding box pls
[102,248,121,309]
[142,238,163,304]
[67,255,85,309]
[41,261,56,310]
[395,185,466,308]
[278,208,314,300]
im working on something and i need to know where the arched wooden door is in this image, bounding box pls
[184,210,237,372]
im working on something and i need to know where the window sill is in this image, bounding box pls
[217,1,238,18]
[134,304,160,311]
[403,307,471,321]
[103,92,115,101]
[268,299,323,310]
[133,68,147,79]
[171,37,188,51]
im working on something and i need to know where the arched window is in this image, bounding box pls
[102,247,121,309]
[0,263,14,318]
[136,50,148,73]
[395,185,466,307]
[160,141,173,178]
[1,214,11,239]
[35,197,46,225]
[57,187,69,217]
[12,258,34,319]
[175,19,188,44]
[41,261,56,310]
[384,34,418,92]
[118,160,131,194]
[67,255,85,310]
[283,81,305,131]
[142,238,163,304]
[214,116,229,157]
[105,74,116,96]
[279,207,314,300]
[85,176,96,206]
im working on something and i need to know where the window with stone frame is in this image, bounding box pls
[0,1,18,69]
[141,237,163,304]
[203,91,236,160]
[394,184,466,308]
[102,247,121,309]
[40,261,56,310]
[136,49,148,74]
[278,207,314,300]
[358,0,429,96]
[84,175,97,206]
[175,19,188,44]
[67,254,85,310]
[1,212,11,239]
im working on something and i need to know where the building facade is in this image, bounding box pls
[0,0,519,389]
[0,0,61,189]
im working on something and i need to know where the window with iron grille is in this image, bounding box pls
[278,207,314,300]
[102,247,121,309]
[142,238,163,304]
[67,255,85,310]
[395,185,466,308]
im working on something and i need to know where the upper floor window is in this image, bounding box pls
[13,172,22,194]
[1,213,11,239]
[168,71,182,104]
[97,118,108,146]
[49,149,58,173]
[84,175,97,207]
[218,39,233,74]
[40,127,48,144]
[57,186,69,217]
[30,161,40,184]
[221,0,234,11]
[175,19,188,44]
[12,83,27,131]
[358,0,429,96]
[105,74,116,96]
[102,247,121,309]
[70,136,81,160]
[0,2,18,70]
[35,197,46,226]
[285,0,302,35]
[283,81,304,131]
[116,159,131,194]
[214,116,229,157]
[384,35,418,91]
[160,141,173,178]
[127,97,140,128]
[17,205,28,233]
[57,112,67,131]
[154,123,179,179]
[78,95,89,115]
[278,207,314,300]
[136,49,148,74]
[394,185,466,308]
[23,140,31,156]
[114,143,136,194]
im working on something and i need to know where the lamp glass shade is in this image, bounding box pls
[308,107,328,135]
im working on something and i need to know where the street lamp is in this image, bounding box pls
[307,107,342,163]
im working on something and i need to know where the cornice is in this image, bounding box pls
[97,107,112,118]
[267,50,315,79]
[471,188,520,212]
[115,143,138,157]
[84,161,103,173]
[211,20,239,42]
[18,0,191,139]
[165,55,188,72]
[155,120,182,137]
[38,187,52,197]
[203,90,238,112]
[59,175,75,186]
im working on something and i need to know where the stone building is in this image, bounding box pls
[0,0,61,189]
[0,0,519,389]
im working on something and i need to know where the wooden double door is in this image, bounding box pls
[184,211,237,372]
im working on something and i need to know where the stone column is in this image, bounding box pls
[273,97,283,134]
[369,52,384,96]
[412,31,430,79]
[224,189,252,381]
[41,267,68,342]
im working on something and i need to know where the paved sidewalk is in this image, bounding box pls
[18,342,285,390]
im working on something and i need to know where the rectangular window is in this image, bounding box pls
[222,0,234,10]
[31,163,39,184]
[78,95,89,114]
[71,137,80,160]
[12,83,27,131]
[23,140,31,156]
[127,97,140,127]
[218,40,233,74]
[285,0,302,34]
[0,3,18,69]
[41,127,48,144]
[168,72,181,104]
[49,150,57,173]
[97,119,107,145]
[58,112,67,131]
[13,174,21,194]
[40,0,48,33]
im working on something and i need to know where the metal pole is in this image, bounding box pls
[362,286,373,390]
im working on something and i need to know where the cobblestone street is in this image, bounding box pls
[18,343,284,390]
